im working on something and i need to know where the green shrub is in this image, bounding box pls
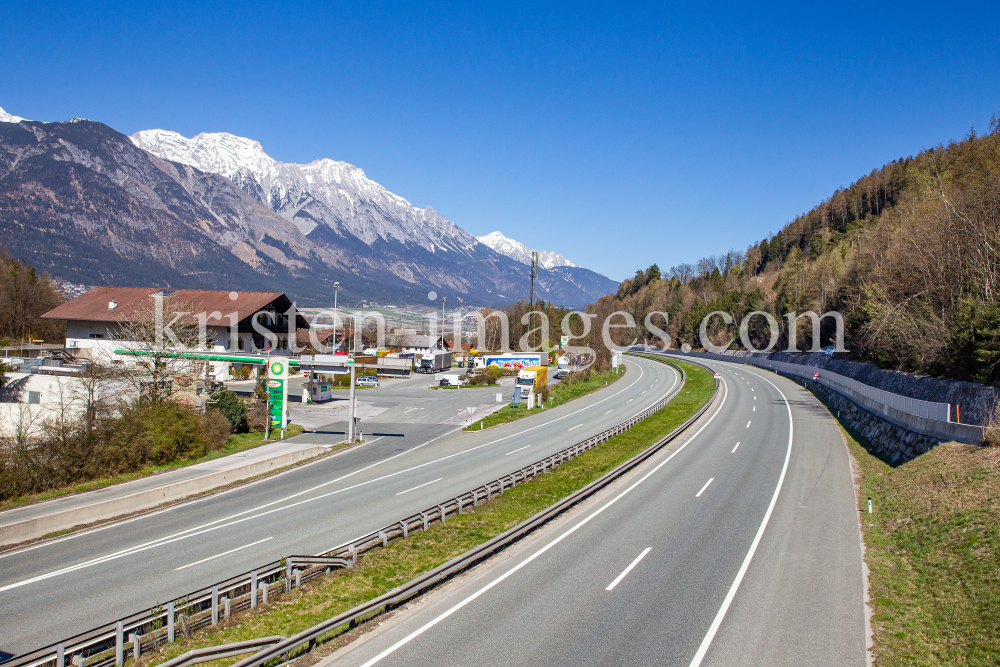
[102,401,208,471]
[209,389,248,433]
[247,398,269,432]
[484,367,503,386]
[0,399,230,502]
[200,410,233,451]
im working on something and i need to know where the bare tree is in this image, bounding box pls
[110,295,203,403]
[386,327,413,351]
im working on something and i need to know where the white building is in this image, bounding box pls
[41,287,307,381]
[401,335,450,355]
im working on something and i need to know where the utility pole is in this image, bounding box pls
[441,295,446,350]
[264,351,270,441]
[529,251,538,311]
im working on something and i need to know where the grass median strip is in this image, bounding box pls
[137,359,713,666]
[463,367,624,432]
[806,391,1000,666]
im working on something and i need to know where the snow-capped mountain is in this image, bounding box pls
[0,106,27,123]
[477,231,577,269]
[130,129,477,255]
[0,105,619,306]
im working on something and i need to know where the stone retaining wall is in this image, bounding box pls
[800,378,939,464]
[725,349,998,425]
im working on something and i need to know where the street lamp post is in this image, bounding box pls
[333,281,340,352]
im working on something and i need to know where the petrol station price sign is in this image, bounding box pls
[267,359,289,429]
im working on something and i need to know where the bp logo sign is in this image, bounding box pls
[267,360,288,429]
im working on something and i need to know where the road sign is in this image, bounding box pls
[813,370,820,380]
[267,359,289,429]
[560,335,568,348]
[713,370,721,379]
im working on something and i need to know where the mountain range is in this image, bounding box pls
[0,106,617,307]
[475,231,576,269]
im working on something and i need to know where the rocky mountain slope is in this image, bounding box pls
[0,107,617,306]
[130,129,477,254]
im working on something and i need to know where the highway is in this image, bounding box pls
[0,356,679,655]
[319,358,867,667]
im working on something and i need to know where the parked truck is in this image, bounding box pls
[473,353,545,372]
[554,354,572,379]
[418,351,453,373]
[516,365,548,394]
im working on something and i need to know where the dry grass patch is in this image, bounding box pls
[840,419,1000,666]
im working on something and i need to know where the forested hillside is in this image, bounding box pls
[596,114,1000,384]
[0,245,64,346]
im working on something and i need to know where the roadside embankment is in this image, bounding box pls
[836,409,999,665]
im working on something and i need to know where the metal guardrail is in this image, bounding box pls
[157,637,285,667]
[4,356,696,667]
[226,356,719,667]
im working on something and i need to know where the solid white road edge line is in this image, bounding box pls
[695,478,714,497]
[687,367,794,667]
[354,375,729,667]
[174,537,273,571]
[605,547,652,591]
[395,478,443,496]
[504,445,532,456]
[0,358,674,589]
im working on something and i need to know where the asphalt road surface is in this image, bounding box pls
[319,358,867,667]
[0,356,678,655]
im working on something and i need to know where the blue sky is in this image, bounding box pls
[2,2,998,281]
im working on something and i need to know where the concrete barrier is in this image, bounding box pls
[652,349,985,445]
[0,445,330,547]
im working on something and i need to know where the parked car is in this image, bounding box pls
[356,375,380,387]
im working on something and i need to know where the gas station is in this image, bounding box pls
[114,350,362,441]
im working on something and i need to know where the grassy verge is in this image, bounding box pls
[825,404,1000,665]
[137,360,714,666]
[463,368,624,431]
[0,426,304,512]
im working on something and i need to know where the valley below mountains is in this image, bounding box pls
[0,108,617,307]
